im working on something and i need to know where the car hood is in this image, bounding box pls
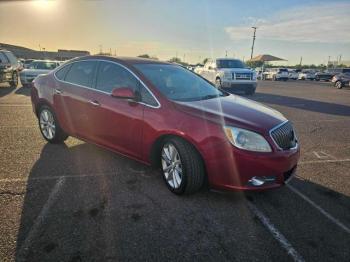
[174,94,286,133]
[20,69,51,76]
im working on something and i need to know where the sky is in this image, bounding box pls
[0,0,349,65]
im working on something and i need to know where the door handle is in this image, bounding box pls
[54,88,63,94]
[88,100,100,106]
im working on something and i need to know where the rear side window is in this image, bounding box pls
[55,64,71,80]
[95,61,139,93]
[0,52,9,63]
[65,61,97,88]
[4,52,18,65]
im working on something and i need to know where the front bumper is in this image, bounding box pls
[205,141,300,191]
[221,81,257,92]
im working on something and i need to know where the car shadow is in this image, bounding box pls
[14,86,31,96]
[15,142,350,261]
[251,93,350,116]
[0,85,15,97]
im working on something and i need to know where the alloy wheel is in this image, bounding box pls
[39,109,56,140]
[161,143,183,189]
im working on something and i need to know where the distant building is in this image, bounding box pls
[0,43,90,60]
[328,60,350,67]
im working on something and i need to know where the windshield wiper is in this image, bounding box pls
[200,94,221,100]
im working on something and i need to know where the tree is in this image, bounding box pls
[137,54,158,60]
[138,54,151,58]
[168,57,182,63]
[202,58,210,64]
[245,60,264,68]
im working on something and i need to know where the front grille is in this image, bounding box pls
[234,73,252,80]
[270,121,297,150]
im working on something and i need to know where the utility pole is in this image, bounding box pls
[225,50,228,58]
[327,56,331,68]
[250,27,257,59]
[299,56,303,67]
[339,54,342,66]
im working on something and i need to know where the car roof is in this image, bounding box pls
[72,55,172,66]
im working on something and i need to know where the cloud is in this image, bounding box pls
[225,2,350,43]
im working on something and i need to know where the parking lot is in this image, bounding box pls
[0,80,349,261]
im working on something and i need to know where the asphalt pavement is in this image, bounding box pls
[0,80,349,262]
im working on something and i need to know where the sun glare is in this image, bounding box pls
[31,0,55,10]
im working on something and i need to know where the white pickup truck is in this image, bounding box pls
[197,58,257,95]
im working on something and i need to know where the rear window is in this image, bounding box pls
[29,61,58,70]
[342,68,350,73]
[279,69,288,72]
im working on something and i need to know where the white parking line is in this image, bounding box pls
[312,151,336,159]
[299,159,350,165]
[16,177,66,261]
[287,184,350,234]
[247,202,305,262]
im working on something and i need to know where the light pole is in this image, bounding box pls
[250,27,257,60]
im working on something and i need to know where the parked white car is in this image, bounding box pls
[262,68,289,81]
[298,70,316,80]
[197,58,257,95]
[288,69,299,80]
[20,60,60,87]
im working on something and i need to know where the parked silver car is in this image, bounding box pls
[20,60,60,87]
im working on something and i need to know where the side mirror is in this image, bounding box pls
[111,87,137,101]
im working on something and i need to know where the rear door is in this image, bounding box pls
[84,61,145,158]
[53,60,98,138]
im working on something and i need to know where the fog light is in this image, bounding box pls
[248,176,276,187]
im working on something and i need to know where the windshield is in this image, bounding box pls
[29,61,57,70]
[135,64,226,102]
[216,59,245,69]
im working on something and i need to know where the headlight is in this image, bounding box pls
[223,126,272,152]
[223,72,231,79]
[252,72,257,80]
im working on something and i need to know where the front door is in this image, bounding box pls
[85,61,144,159]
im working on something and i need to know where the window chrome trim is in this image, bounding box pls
[53,59,161,109]
[269,120,298,151]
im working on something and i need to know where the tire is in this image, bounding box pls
[215,78,222,88]
[38,105,68,144]
[10,72,18,88]
[335,81,343,89]
[160,137,205,195]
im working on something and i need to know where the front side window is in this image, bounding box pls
[135,64,227,102]
[65,61,97,88]
[95,61,139,93]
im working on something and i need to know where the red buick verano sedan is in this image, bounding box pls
[31,56,300,194]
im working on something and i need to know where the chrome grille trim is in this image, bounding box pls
[269,121,298,151]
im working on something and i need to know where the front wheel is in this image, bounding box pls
[38,105,68,143]
[160,138,205,195]
[335,81,343,89]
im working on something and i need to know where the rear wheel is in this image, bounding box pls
[335,81,343,89]
[38,105,68,143]
[10,72,18,88]
[160,137,205,195]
